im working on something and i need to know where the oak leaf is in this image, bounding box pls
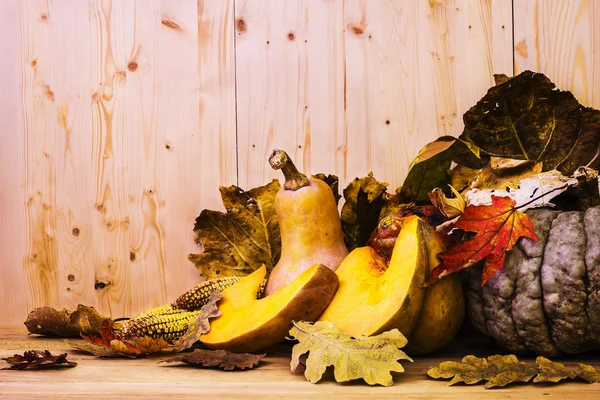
[288,321,412,386]
[2,350,77,370]
[189,180,281,279]
[427,195,538,287]
[172,291,223,352]
[575,363,600,383]
[533,356,577,383]
[428,354,600,389]
[427,355,536,388]
[159,349,266,370]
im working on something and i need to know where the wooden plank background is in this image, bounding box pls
[0,0,597,326]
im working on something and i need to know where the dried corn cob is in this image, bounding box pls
[171,277,267,311]
[119,309,200,342]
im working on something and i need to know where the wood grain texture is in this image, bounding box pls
[513,0,600,109]
[1,328,599,399]
[0,0,237,326]
[235,0,513,191]
[0,0,27,327]
[234,0,346,190]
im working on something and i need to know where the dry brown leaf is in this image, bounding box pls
[2,350,77,370]
[450,159,543,193]
[533,356,577,383]
[428,185,466,218]
[69,320,171,358]
[172,291,223,352]
[428,354,600,389]
[159,349,266,370]
[575,364,600,383]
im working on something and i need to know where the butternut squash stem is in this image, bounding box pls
[269,149,310,191]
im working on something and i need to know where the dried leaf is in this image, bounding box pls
[429,186,466,219]
[484,355,539,388]
[428,354,538,388]
[288,321,412,386]
[312,173,341,204]
[429,354,600,389]
[533,356,577,383]
[367,205,446,264]
[172,291,223,352]
[575,363,600,383]
[427,356,489,386]
[452,159,543,192]
[2,350,77,370]
[398,136,483,204]
[159,349,265,370]
[464,170,577,211]
[460,70,600,175]
[69,320,171,358]
[189,179,281,279]
[427,196,538,287]
[340,173,389,251]
[24,305,110,338]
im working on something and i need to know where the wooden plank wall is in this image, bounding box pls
[0,0,596,326]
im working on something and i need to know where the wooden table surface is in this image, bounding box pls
[1,327,599,399]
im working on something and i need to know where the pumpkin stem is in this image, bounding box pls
[269,149,310,191]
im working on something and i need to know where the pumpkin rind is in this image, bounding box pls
[464,206,600,356]
[584,207,600,339]
[511,209,561,357]
[541,211,591,354]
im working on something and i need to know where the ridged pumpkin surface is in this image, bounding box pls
[464,206,600,356]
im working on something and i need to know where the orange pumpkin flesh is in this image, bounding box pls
[200,263,339,353]
[317,215,429,337]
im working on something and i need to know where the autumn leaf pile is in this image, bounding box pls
[189,70,600,288]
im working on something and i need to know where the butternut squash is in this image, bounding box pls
[264,150,348,296]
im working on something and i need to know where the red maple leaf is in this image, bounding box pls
[427,195,538,287]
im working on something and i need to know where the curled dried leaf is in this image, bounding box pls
[159,349,266,371]
[2,350,77,370]
[575,363,600,383]
[69,320,171,358]
[533,356,577,383]
[340,173,389,251]
[428,185,466,219]
[172,291,223,352]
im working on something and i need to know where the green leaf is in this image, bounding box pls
[288,321,412,386]
[189,179,281,279]
[398,136,482,204]
[340,173,389,251]
[460,70,600,175]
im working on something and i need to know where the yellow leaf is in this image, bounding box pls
[428,185,466,218]
[288,321,412,386]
